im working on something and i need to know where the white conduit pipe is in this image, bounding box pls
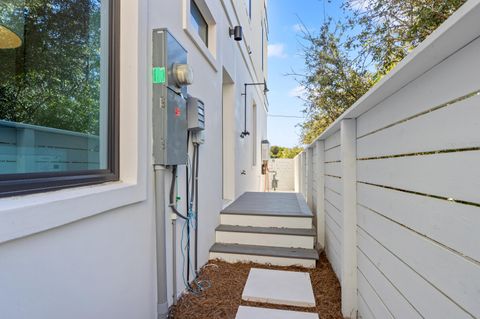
[154,165,169,319]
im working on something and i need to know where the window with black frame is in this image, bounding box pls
[190,0,208,47]
[0,0,119,197]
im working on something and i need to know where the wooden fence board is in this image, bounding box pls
[357,228,472,318]
[358,205,480,317]
[357,94,480,158]
[357,151,480,204]
[358,249,422,318]
[357,183,480,262]
[357,37,480,137]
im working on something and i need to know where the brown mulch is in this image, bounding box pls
[169,251,342,319]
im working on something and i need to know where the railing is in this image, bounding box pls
[294,1,480,318]
[0,120,100,174]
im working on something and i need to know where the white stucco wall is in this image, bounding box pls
[268,159,295,192]
[0,0,268,318]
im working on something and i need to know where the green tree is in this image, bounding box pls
[296,22,374,144]
[297,0,466,144]
[270,146,303,159]
[0,0,102,135]
[344,0,466,75]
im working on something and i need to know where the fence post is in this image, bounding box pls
[314,140,325,249]
[306,147,314,208]
[341,119,357,318]
[16,128,36,172]
[300,152,306,197]
[294,155,300,192]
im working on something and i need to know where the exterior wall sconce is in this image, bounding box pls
[0,2,24,49]
[229,26,243,41]
[240,81,269,138]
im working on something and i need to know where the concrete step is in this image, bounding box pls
[236,306,319,319]
[209,243,319,268]
[222,192,313,217]
[220,213,312,229]
[215,225,316,249]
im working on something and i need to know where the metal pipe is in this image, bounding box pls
[194,144,200,273]
[242,83,247,137]
[241,82,268,138]
[186,135,191,283]
[172,216,177,304]
[154,165,169,319]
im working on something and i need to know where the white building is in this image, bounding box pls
[0,0,269,318]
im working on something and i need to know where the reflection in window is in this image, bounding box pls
[0,0,108,174]
[190,0,208,46]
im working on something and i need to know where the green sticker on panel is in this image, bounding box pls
[153,67,166,84]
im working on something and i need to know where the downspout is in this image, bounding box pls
[154,165,169,319]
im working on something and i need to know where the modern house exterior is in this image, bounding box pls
[0,0,269,318]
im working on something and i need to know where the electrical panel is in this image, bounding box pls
[187,96,205,132]
[152,29,192,165]
[261,140,270,161]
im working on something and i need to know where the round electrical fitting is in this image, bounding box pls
[172,63,194,87]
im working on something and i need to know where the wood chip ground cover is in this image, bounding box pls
[170,252,342,319]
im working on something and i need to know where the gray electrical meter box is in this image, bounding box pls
[187,96,205,131]
[152,29,191,165]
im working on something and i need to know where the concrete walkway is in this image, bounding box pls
[237,268,318,319]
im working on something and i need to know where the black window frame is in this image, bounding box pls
[0,0,120,198]
[190,0,209,47]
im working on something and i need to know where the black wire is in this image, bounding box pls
[170,165,187,221]
[186,133,190,282]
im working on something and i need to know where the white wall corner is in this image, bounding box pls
[340,119,358,318]
[306,147,314,209]
[314,140,326,249]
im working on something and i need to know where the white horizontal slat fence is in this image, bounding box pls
[293,2,480,318]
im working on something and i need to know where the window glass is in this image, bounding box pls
[0,0,110,175]
[190,0,208,46]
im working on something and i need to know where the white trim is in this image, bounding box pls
[209,252,316,268]
[219,0,269,113]
[220,214,312,229]
[183,0,218,72]
[340,119,357,318]
[0,0,147,244]
[216,231,314,249]
[315,140,325,249]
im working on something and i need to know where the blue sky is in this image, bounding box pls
[266,0,345,147]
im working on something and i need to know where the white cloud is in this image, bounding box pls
[288,85,306,97]
[293,23,304,32]
[268,43,287,58]
[349,0,370,12]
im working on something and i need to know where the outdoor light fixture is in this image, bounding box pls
[229,26,243,41]
[0,2,24,49]
[240,81,269,138]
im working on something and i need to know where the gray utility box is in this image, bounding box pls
[152,29,188,165]
[187,96,205,132]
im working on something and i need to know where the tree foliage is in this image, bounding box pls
[270,146,304,159]
[297,22,374,144]
[0,0,102,135]
[297,0,466,144]
[344,0,466,75]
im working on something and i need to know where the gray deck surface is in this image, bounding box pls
[210,243,319,260]
[221,192,313,217]
[216,225,316,237]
